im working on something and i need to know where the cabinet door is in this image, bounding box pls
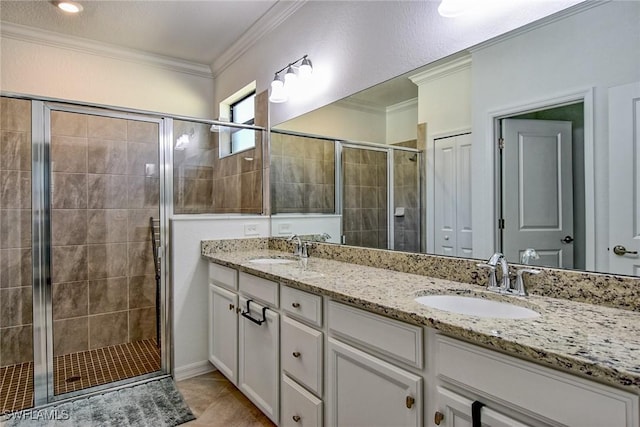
[208,284,238,385]
[327,338,422,427]
[238,296,280,424]
[436,387,530,427]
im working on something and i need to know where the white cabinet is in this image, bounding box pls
[281,316,323,396]
[282,374,323,427]
[327,337,422,427]
[207,284,238,385]
[436,387,530,427]
[238,295,280,424]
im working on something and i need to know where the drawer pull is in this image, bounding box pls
[292,415,301,423]
[406,396,415,409]
[240,299,269,325]
[292,351,301,358]
[292,302,301,308]
[434,411,444,425]
[228,304,235,311]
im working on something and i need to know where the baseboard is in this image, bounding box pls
[174,360,216,381]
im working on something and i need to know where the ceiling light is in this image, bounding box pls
[56,1,83,13]
[269,55,314,104]
[438,0,473,18]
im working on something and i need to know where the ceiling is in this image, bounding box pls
[0,0,279,65]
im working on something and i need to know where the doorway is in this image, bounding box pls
[499,102,585,269]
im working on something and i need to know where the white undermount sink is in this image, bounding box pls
[414,295,540,319]
[249,257,297,265]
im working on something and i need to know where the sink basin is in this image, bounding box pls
[414,295,540,319]
[249,257,297,265]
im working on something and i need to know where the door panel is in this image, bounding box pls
[502,119,573,268]
[608,82,640,275]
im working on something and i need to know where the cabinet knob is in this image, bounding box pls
[292,351,301,358]
[434,411,444,425]
[405,396,415,409]
[236,307,241,314]
[292,415,301,422]
[229,304,235,310]
[292,302,301,308]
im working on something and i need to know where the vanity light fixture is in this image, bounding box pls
[269,55,313,103]
[55,1,83,13]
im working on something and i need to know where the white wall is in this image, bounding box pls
[386,99,418,144]
[276,101,386,143]
[0,32,214,118]
[171,216,269,379]
[214,0,582,127]
[471,1,640,270]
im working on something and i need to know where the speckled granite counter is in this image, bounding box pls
[201,242,640,395]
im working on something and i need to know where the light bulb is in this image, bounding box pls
[269,75,288,103]
[299,57,313,81]
[57,1,83,13]
[284,66,298,94]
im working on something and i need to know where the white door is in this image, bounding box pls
[609,82,640,276]
[327,338,422,427]
[502,119,573,268]
[208,284,238,385]
[434,133,472,257]
[436,387,530,427]
[238,296,279,424]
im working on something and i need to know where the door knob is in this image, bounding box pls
[613,245,638,256]
[561,235,574,244]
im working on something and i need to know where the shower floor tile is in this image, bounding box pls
[0,338,160,414]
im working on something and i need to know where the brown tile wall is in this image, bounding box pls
[270,133,335,214]
[342,147,387,249]
[0,97,33,367]
[393,147,420,252]
[172,120,264,214]
[49,111,159,358]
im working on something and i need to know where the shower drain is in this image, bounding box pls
[65,375,82,383]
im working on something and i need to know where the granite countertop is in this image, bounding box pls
[202,247,640,395]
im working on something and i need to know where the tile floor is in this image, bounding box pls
[177,371,275,427]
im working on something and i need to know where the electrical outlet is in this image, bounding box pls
[244,223,259,236]
[278,223,292,234]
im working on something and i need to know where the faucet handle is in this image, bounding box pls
[476,263,500,291]
[512,268,541,296]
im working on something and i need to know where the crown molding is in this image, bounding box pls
[0,21,214,79]
[335,97,386,115]
[468,0,604,53]
[386,98,418,114]
[409,54,471,86]
[211,0,308,77]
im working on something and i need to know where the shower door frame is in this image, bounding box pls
[31,100,173,406]
[339,141,422,250]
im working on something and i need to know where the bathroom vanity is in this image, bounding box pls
[202,239,640,427]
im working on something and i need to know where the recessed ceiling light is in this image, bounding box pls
[56,1,83,13]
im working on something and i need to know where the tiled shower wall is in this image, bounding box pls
[0,97,33,367]
[342,148,387,249]
[393,148,420,252]
[270,133,335,214]
[49,111,158,357]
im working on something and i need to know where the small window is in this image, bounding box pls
[230,92,255,153]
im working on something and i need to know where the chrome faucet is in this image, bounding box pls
[477,252,510,293]
[287,234,308,258]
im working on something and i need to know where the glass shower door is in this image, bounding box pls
[391,150,420,252]
[47,107,162,397]
[341,146,388,249]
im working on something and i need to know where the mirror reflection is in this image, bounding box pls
[270,1,640,277]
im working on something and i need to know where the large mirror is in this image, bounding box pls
[270,1,640,277]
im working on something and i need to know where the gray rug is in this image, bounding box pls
[5,378,195,427]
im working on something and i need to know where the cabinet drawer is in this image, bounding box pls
[281,285,322,327]
[281,316,323,396]
[281,374,322,427]
[209,263,237,291]
[328,301,423,369]
[437,336,640,427]
[239,271,279,308]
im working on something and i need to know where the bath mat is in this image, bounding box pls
[4,377,195,427]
